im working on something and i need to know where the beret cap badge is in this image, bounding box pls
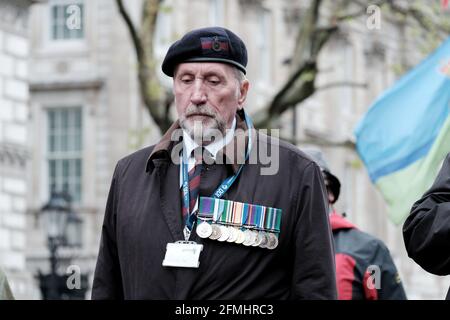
[212,36,222,52]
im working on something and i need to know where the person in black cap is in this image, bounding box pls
[304,148,407,300]
[92,27,336,299]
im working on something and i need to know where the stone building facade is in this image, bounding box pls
[23,0,450,299]
[0,0,36,299]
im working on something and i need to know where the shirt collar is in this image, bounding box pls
[146,110,252,174]
[182,117,236,160]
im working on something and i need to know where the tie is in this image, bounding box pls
[182,147,204,223]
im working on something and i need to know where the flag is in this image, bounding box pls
[442,0,449,9]
[354,37,450,225]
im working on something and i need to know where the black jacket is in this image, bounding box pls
[92,113,336,299]
[403,153,450,300]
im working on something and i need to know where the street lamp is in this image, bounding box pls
[37,191,87,300]
[64,213,83,248]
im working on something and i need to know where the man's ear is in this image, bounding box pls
[237,80,249,109]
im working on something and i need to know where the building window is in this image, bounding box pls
[50,1,84,40]
[47,108,82,203]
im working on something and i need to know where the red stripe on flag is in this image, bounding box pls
[442,0,449,9]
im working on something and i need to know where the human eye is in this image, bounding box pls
[206,76,221,85]
[179,75,193,84]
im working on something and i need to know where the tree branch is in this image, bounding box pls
[278,135,356,149]
[116,0,144,62]
[290,0,323,71]
[335,0,388,21]
[139,0,172,131]
[269,61,316,114]
[140,0,160,54]
[265,25,338,119]
[116,0,172,133]
[386,1,450,34]
[316,81,367,91]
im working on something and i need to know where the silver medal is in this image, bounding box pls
[249,230,258,246]
[242,229,254,246]
[266,232,279,250]
[209,224,222,240]
[226,227,238,242]
[252,231,264,247]
[235,229,246,244]
[217,225,230,242]
[259,232,269,248]
[196,221,213,238]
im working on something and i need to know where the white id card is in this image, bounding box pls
[162,241,203,268]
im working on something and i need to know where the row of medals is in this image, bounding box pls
[196,220,279,250]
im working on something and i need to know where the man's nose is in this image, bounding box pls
[190,80,207,105]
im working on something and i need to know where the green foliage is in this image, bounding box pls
[350,157,363,170]
[160,4,172,14]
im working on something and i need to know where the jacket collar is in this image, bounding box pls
[145,109,252,174]
[145,120,181,172]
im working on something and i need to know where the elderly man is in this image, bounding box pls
[92,27,336,299]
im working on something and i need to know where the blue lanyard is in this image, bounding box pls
[181,112,254,232]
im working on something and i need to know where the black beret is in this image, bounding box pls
[162,27,248,77]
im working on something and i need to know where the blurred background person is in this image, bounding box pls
[305,148,407,300]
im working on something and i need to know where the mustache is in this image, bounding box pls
[185,105,217,117]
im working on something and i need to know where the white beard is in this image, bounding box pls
[179,105,228,144]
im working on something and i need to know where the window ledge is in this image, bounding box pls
[29,77,105,92]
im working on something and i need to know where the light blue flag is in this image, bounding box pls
[354,37,450,224]
[355,37,450,182]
